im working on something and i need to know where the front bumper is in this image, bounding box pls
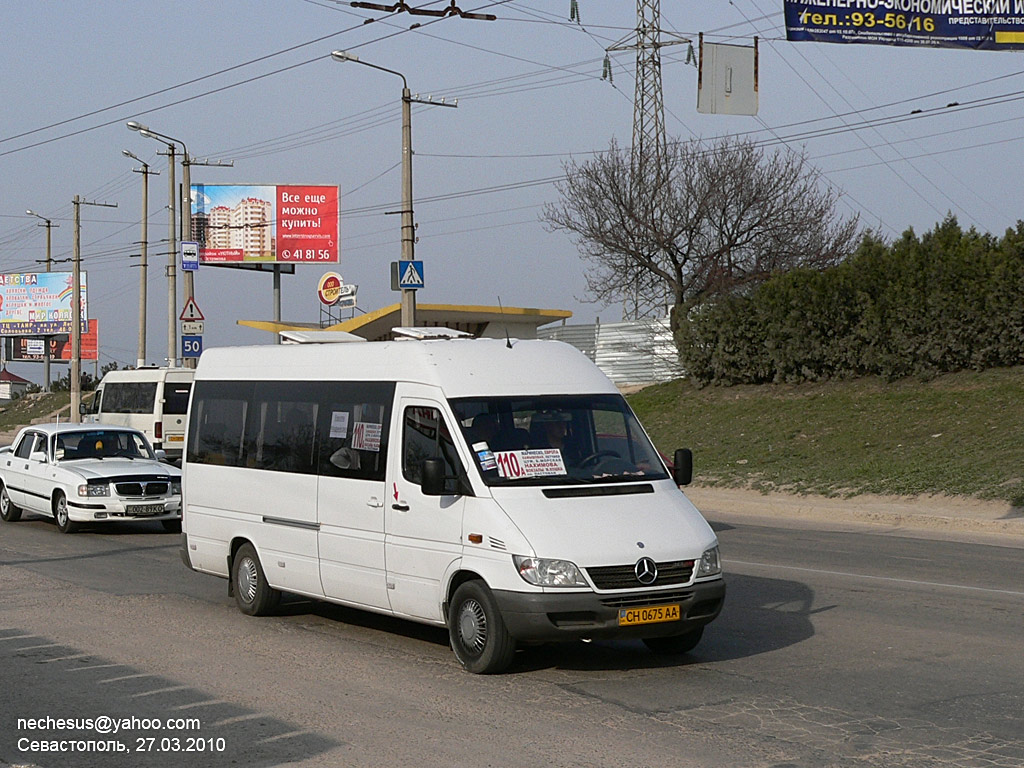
[67,498,182,522]
[492,578,725,642]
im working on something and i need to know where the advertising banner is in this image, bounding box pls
[0,272,88,336]
[191,184,339,265]
[784,1,1024,50]
[4,319,99,362]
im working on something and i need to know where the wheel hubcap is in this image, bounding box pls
[458,599,487,654]
[237,557,258,602]
[56,501,67,525]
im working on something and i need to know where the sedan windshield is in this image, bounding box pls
[53,430,155,461]
[450,394,669,486]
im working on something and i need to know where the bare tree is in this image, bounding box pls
[543,135,860,328]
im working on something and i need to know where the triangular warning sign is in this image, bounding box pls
[401,262,423,287]
[179,297,205,321]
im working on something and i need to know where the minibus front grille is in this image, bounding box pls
[115,482,169,497]
[586,560,695,590]
[600,590,694,608]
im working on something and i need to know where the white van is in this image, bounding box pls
[179,331,724,673]
[86,368,194,462]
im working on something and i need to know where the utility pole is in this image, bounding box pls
[123,151,158,368]
[26,210,58,391]
[331,51,456,328]
[71,196,117,422]
[607,0,687,320]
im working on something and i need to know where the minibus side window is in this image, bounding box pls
[403,407,462,494]
[246,382,318,474]
[188,381,251,467]
[316,381,393,482]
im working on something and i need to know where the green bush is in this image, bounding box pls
[676,217,1024,385]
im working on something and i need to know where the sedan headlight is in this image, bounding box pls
[697,545,721,577]
[78,483,110,497]
[512,555,588,587]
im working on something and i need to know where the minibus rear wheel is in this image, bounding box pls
[448,580,516,674]
[232,543,281,616]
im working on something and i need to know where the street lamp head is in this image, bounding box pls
[139,129,155,139]
[126,121,148,132]
[26,209,36,216]
[331,50,359,63]
[122,149,136,159]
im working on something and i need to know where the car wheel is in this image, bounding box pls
[53,493,79,534]
[232,543,281,616]
[448,580,516,674]
[161,519,182,533]
[0,484,21,522]
[642,626,704,655]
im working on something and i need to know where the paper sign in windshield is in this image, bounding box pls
[495,449,566,479]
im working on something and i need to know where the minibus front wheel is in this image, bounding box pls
[232,543,281,616]
[448,580,516,674]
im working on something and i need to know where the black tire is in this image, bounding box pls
[448,580,516,674]
[161,519,182,533]
[0,484,22,522]
[642,626,704,655]
[53,493,79,534]
[232,543,281,616]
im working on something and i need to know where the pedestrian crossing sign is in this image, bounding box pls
[392,260,425,290]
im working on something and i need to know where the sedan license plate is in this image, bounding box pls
[128,504,165,517]
[618,604,681,627]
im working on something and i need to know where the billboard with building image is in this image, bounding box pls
[190,184,339,264]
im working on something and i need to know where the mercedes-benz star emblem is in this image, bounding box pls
[634,557,658,585]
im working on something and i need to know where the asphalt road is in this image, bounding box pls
[1,508,1023,768]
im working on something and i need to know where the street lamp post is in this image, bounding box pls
[128,122,178,367]
[332,50,417,327]
[122,150,157,368]
[26,210,58,391]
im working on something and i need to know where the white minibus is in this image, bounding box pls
[86,368,194,462]
[180,330,724,673]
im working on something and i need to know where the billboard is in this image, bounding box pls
[784,1,1024,50]
[4,319,99,362]
[0,272,88,336]
[191,184,339,265]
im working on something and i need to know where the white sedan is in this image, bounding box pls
[0,423,182,533]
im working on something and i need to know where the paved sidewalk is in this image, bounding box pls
[686,485,1024,539]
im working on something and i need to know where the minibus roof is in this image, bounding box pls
[195,337,617,398]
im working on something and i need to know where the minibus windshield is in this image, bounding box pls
[450,394,670,486]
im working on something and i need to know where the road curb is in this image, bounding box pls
[685,485,1024,538]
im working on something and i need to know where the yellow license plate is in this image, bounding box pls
[618,604,680,627]
[166,434,184,442]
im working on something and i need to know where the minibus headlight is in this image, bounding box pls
[78,484,110,497]
[697,545,721,577]
[512,556,587,587]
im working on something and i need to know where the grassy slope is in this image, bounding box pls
[0,392,72,434]
[628,366,1024,506]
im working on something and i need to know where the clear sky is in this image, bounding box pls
[2,1,1023,382]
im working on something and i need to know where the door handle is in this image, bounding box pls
[392,502,410,512]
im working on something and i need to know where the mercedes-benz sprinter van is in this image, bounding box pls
[180,330,724,673]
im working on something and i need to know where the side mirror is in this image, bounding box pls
[79,403,87,415]
[673,448,693,486]
[29,450,48,464]
[154,449,168,463]
[421,458,446,496]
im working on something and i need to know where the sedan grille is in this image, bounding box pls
[586,559,695,590]
[114,482,169,497]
